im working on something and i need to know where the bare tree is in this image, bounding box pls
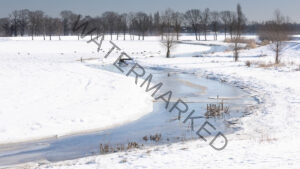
[91,16,105,39]
[102,11,118,40]
[10,11,19,36]
[159,9,176,58]
[159,16,166,40]
[228,12,237,40]
[258,10,290,64]
[210,11,219,40]
[60,11,77,36]
[201,8,210,41]
[147,14,154,35]
[18,9,30,36]
[120,13,128,40]
[6,10,34,37]
[127,12,137,40]
[28,10,44,40]
[115,14,122,40]
[161,9,173,32]
[220,11,232,39]
[44,17,61,40]
[172,12,183,40]
[185,9,201,40]
[84,15,98,40]
[162,33,176,58]
[54,18,63,40]
[236,4,245,37]
[153,11,160,35]
[232,4,246,61]
[135,12,150,40]
[113,13,129,40]
[42,16,47,40]
[0,17,11,36]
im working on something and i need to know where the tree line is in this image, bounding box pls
[0,7,298,39]
[0,8,236,40]
[1,7,297,40]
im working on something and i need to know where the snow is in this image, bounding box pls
[0,36,153,144]
[1,34,300,168]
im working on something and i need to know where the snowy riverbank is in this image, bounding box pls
[1,35,300,168]
[0,37,153,144]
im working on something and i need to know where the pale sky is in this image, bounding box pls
[1,0,300,23]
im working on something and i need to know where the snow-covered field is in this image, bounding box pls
[0,36,154,144]
[1,35,300,168]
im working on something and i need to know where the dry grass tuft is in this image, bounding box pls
[258,62,285,68]
[259,134,277,143]
[245,60,251,67]
[224,38,257,49]
[246,40,257,49]
[260,40,271,46]
[149,133,162,142]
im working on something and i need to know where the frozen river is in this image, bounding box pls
[0,63,257,166]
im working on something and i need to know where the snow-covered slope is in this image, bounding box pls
[0,37,153,143]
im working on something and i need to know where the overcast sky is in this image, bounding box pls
[1,0,300,23]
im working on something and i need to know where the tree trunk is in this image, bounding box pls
[166,48,170,58]
[31,30,34,40]
[276,42,280,64]
[234,41,238,61]
[215,32,217,40]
